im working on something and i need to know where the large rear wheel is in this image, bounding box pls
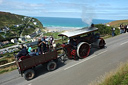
[77,42,90,58]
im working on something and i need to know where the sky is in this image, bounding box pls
[0,0,128,20]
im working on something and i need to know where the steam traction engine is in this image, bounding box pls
[58,27,106,60]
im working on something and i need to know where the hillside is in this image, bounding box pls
[108,20,128,27]
[0,11,43,41]
[0,12,24,28]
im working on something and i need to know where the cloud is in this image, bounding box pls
[0,0,3,4]
[0,0,94,17]
[0,0,128,20]
[0,0,45,14]
[0,0,44,9]
[98,3,111,6]
[39,11,81,18]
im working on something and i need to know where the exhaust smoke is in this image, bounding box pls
[81,6,95,26]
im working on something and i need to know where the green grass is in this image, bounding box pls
[0,54,15,65]
[44,31,61,39]
[0,51,17,66]
[90,62,128,85]
[102,35,113,39]
[0,69,9,74]
[0,65,17,74]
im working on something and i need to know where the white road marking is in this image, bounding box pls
[64,50,107,70]
[97,50,108,56]
[120,41,128,45]
[28,83,32,85]
[64,55,97,70]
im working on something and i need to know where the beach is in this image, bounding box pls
[45,26,82,32]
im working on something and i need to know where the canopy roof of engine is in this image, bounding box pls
[58,27,98,38]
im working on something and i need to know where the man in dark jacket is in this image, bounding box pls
[42,37,47,53]
[17,44,28,59]
[37,38,43,54]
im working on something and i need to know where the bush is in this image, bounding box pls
[114,28,120,35]
[95,24,120,36]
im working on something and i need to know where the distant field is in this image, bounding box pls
[108,20,128,27]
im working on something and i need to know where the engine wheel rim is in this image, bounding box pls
[99,39,105,48]
[79,46,87,56]
[79,44,89,58]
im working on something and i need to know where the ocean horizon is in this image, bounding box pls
[35,17,114,28]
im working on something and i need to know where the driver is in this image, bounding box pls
[69,37,77,49]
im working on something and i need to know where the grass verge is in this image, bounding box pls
[102,35,112,39]
[0,64,17,74]
[89,61,128,85]
[0,54,15,65]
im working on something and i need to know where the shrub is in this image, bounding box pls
[95,24,120,36]
[114,28,120,35]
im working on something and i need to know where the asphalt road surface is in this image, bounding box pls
[1,33,128,85]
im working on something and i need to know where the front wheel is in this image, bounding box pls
[99,39,106,48]
[47,61,57,71]
[23,69,35,80]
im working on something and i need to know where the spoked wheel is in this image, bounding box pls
[47,61,57,71]
[99,39,106,48]
[77,42,90,58]
[23,69,35,80]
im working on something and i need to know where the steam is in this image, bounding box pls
[81,6,95,26]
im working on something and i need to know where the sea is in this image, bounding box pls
[35,17,113,30]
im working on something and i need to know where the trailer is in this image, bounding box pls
[14,50,58,80]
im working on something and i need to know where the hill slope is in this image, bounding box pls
[0,11,43,41]
[0,12,24,28]
[108,20,128,27]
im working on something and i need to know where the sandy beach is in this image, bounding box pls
[45,26,83,32]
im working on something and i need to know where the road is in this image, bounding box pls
[0,41,37,54]
[0,45,19,52]
[1,33,128,85]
